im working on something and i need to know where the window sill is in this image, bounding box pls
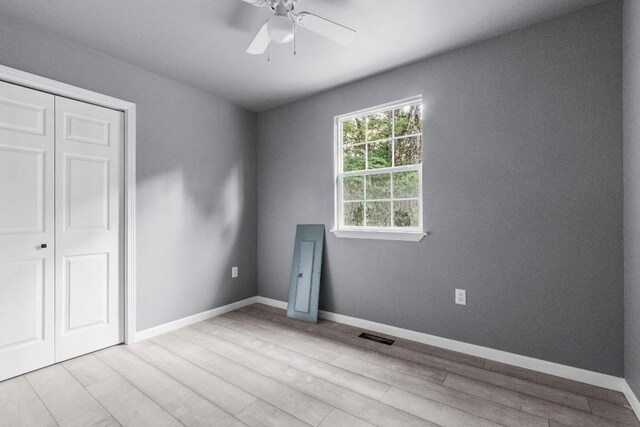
[330,229,427,242]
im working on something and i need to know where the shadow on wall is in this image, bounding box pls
[136,162,244,328]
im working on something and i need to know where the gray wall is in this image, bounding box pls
[257,1,624,375]
[0,15,258,331]
[624,0,640,397]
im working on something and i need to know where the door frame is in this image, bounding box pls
[0,64,138,344]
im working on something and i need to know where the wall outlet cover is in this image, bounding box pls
[232,266,238,278]
[455,289,466,305]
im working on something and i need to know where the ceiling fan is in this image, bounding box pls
[242,0,357,55]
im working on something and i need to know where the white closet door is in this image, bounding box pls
[54,96,123,362]
[0,81,55,381]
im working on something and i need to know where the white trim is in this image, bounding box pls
[622,380,640,420]
[124,106,136,344]
[134,297,258,342]
[0,64,134,110]
[0,64,138,345]
[255,296,626,392]
[341,164,421,177]
[256,296,288,309]
[319,309,623,390]
[337,95,423,121]
[334,96,424,234]
[331,229,426,241]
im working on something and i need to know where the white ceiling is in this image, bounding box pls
[0,0,606,111]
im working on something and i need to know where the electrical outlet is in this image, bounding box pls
[455,289,466,306]
[232,266,238,278]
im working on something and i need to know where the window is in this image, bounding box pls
[333,96,424,241]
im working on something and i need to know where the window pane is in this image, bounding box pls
[343,202,364,226]
[343,117,365,144]
[394,136,422,166]
[343,176,364,201]
[366,173,390,200]
[367,111,391,141]
[343,144,366,171]
[366,201,391,227]
[394,104,422,137]
[367,140,392,169]
[393,171,420,199]
[394,200,420,228]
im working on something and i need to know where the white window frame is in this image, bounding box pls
[332,96,426,242]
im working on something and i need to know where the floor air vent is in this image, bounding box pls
[358,332,395,345]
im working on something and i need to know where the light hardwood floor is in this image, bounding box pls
[1,303,638,427]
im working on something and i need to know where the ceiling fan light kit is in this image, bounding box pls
[268,14,294,43]
[243,0,356,57]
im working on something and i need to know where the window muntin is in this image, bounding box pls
[336,98,423,232]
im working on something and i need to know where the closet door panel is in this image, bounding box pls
[0,260,45,346]
[64,253,109,331]
[55,97,123,362]
[64,154,109,231]
[0,81,55,381]
[0,146,45,233]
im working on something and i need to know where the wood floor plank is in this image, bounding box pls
[381,387,501,427]
[62,354,119,388]
[234,309,384,353]
[253,313,458,383]
[317,409,374,427]
[95,346,243,427]
[381,344,591,412]
[148,332,200,355]
[588,398,640,426]
[89,417,121,427]
[333,355,547,427]
[211,314,343,364]
[240,307,384,351]
[443,373,622,427]
[250,303,488,368]
[216,311,448,384]
[160,329,334,426]
[3,304,635,427]
[247,305,487,368]
[484,359,630,407]
[214,310,550,426]
[242,305,592,414]
[235,399,310,427]
[172,325,435,427]
[94,346,190,406]
[26,364,110,427]
[128,340,256,416]
[191,320,390,400]
[86,376,182,427]
[0,376,58,427]
[162,394,244,427]
[266,303,626,418]
[249,304,593,414]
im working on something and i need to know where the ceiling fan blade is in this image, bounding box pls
[240,0,266,6]
[247,22,270,55]
[296,12,356,45]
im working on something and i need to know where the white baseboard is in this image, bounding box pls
[622,380,640,419]
[255,296,625,392]
[257,296,287,310]
[133,296,257,342]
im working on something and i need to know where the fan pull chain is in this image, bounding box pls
[267,42,270,62]
[293,24,297,56]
